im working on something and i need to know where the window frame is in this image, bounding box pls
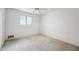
[19,15,32,25]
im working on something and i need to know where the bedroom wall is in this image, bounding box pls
[40,8,79,46]
[0,8,5,48]
[6,8,40,39]
[77,9,79,44]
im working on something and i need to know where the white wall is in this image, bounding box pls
[40,9,79,46]
[6,9,40,39]
[0,8,5,48]
[77,9,79,43]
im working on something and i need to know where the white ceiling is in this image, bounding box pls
[15,8,57,15]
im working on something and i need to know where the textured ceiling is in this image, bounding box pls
[15,8,57,15]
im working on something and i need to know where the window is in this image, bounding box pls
[20,16,32,25]
[27,16,32,25]
[20,16,26,25]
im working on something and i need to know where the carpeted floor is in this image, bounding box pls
[2,34,79,51]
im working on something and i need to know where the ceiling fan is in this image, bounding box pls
[33,8,40,14]
[33,8,49,15]
[15,8,51,15]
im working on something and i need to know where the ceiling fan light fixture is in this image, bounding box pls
[33,8,40,15]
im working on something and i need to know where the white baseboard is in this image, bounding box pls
[41,33,79,47]
[5,33,40,41]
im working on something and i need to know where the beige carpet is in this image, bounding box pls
[2,34,79,51]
